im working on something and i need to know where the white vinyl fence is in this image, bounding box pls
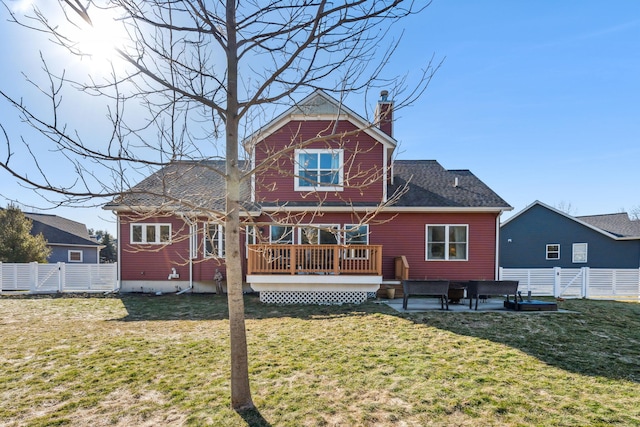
[499,267,640,301]
[1,262,118,294]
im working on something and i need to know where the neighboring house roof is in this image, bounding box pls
[23,212,101,247]
[502,200,640,241]
[577,213,640,238]
[104,160,258,214]
[105,159,510,212]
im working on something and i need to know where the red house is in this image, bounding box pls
[104,90,511,303]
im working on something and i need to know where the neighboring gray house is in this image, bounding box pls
[24,212,102,264]
[500,201,640,269]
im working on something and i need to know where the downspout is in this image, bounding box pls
[495,213,501,280]
[177,213,195,294]
[116,215,121,292]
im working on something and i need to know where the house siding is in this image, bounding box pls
[119,214,248,284]
[255,211,499,281]
[120,211,500,284]
[254,120,385,204]
[47,246,99,264]
[500,204,640,269]
[374,212,499,280]
[121,215,193,282]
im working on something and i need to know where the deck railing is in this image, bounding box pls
[247,244,383,275]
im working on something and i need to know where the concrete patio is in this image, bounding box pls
[379,297,565,313]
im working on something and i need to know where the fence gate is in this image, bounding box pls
[500,267,640,301]
[1,262,117,294]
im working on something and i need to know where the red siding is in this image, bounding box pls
[254,211,499,281]
[254,120,385,204]
[120,211,499,283]
[119,214,247,282]
[373,212,499,281]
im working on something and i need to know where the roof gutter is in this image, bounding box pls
[103,206,261,218]
[260,206,513,214]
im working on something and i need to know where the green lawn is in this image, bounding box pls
[1,294,639,426]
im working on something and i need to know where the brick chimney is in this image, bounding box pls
[375,90,393,137]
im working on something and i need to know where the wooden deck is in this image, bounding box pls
[247,244,383,276]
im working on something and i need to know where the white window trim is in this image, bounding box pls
[204,223,225,258]
[572,243,588,263]
[130,223,172,244]
[68,250,83,263]
[189,223,198,260]
[425,224,469,261]
[294,148,344,191]
[546,244,560,260]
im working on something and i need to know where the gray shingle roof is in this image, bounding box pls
[389,160,511,208]
[23,212,100,246]
[106,159,509,211]
[104,160,256,213]
[577,213,640,238]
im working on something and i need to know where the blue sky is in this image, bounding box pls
[1,1,639,236]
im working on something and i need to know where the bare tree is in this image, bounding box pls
[0,0,437,411]
[555,201,577,216]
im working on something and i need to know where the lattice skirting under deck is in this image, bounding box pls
[259,290,368,305]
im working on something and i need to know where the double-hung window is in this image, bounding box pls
[572,243,587,263]
[131,223,171,244]
[344,224,369,259]
[294,149,343,191]
[426,225,468,260]
[205,223,225,258]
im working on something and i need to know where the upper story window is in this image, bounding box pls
[131,223,171,244]
[68,250,83,262]
[426,225,468,261]
[294,149,343,191]
[205,223,225,258]
[572,243,588,263]
[546,244,560,260]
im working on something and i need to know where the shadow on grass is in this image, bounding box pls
[405,298,640,383]
[7,292,637,383]
[237,407,272,427]
[114,292,374,322]
[112,293,640,382]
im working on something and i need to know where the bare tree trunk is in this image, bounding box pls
[2,0,436,414]
[225,0,254,411]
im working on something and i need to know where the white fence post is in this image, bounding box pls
[582,267,589,299]
[29,262,38,292]
[114,262,119,292]
[553,266,561,298]
[58,262,64,293]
